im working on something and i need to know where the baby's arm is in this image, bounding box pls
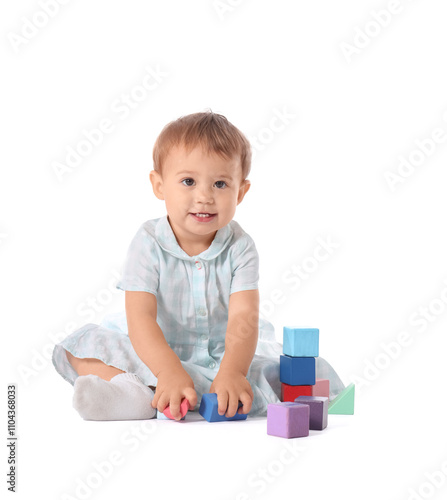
[210,289,259,418]
[125,291,197,420]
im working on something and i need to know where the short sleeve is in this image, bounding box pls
[116,224,159,295]
[229,234,259,294]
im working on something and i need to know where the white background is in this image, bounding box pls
[2,1,447,499]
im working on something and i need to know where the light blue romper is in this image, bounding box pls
[52,216,345,416]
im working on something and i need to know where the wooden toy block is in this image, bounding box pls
[295,395,329,430]
[267,402,310,438]
[328,383,355,415]
[199,393,247,422]
[312,379,330,398]
[163,398,190,420]
[157,410,171,420]
[280,355,316,385]
[281,383,312,402]
[157,409,186,421]
[283,327,319,357]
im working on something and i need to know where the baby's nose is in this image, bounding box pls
[195,186,214,203]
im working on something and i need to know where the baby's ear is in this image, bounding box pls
[237,179,251,205]
[149,170,165,200]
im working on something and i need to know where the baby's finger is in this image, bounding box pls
[217,392,229,416]
[226,394,239,419]
[183,388,197,409]
[156,393,170,413]
[168,395,182,420]
[238,392,253,414]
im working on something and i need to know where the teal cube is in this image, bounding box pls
[283,327,319,357]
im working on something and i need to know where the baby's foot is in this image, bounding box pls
[73,373,156,421]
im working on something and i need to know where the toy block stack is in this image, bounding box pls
[267,327,330,438]
[280,327,330,402]
[267,326,355,439]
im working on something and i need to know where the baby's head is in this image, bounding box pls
[152,111,251,180]
[150,111,252,254]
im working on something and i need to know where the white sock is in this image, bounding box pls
[73,373,156,421]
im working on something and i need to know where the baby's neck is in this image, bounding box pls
[167,216,217,256]
[180,241,212,257]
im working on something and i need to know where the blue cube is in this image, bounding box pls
[280,355,316,385]
[283,327,319,357]
[199,393,247,422]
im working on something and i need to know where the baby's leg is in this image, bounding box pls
[66,351,156,421]
[66,351,125,380]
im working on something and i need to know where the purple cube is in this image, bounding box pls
[295,396,328,430]
[267,402,310,438]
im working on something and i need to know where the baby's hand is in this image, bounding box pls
[152,366,197,420]
[210,368,254,418]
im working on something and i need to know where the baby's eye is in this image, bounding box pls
[181,178,195,187]
[214,180,227,189]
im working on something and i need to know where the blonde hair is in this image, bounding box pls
[153,111,252,179]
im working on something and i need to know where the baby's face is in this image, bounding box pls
[150,144,250,254]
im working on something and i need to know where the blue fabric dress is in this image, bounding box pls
[52,216,345,416]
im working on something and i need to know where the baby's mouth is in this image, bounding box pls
[190,213,217,222]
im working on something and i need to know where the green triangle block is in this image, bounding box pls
[328,383,355,415]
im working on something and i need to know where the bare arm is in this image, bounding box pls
[125,291,179,375]
[210,289,259,417]
[125,291,197,418]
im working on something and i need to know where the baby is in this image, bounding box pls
[52,111,344,421]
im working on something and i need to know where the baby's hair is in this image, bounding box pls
[152,110,252,180]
